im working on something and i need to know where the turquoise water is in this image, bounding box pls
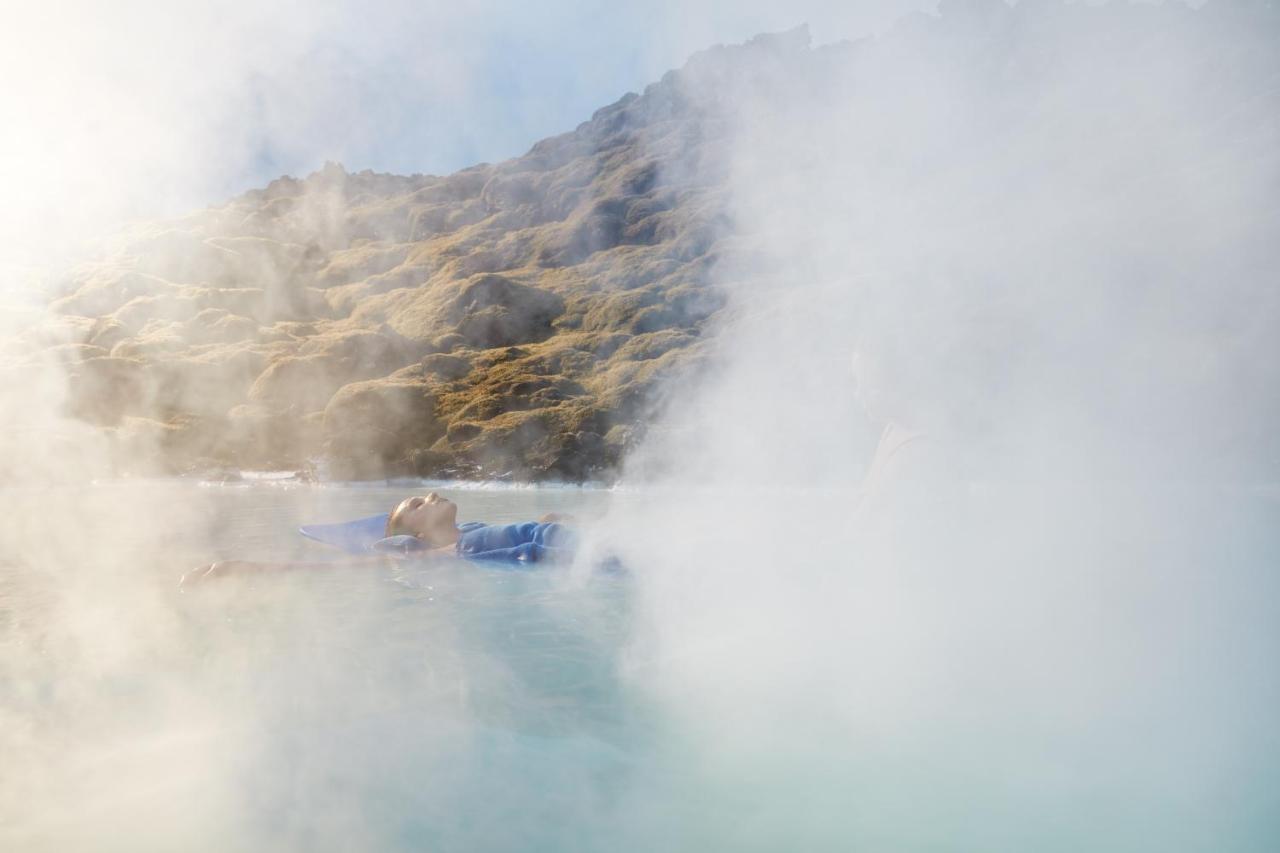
[0,481,646,851]
[1,480,1278,851]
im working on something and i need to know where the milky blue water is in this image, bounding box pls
[1,480,1278,851]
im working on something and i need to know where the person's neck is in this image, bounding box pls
[424,524,461,549]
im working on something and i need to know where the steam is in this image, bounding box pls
[1,2,1277,851]
[612,2,1280,848]
[0,3,691,848]
[0,0,925,275]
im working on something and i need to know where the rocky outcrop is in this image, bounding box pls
[12,27,791,480]
[323,379,442,479]
[18,2,1269,482]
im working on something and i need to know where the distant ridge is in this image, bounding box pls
[7,0,1278,483]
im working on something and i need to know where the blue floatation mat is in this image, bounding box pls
[299,513,390,554]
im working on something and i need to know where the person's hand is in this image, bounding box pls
[179,560,259,587]
[538,512,576,524]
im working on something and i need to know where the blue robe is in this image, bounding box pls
[452,521,575,563]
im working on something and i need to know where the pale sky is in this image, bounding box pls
[0,0,932,269]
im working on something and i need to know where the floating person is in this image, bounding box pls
[181,492,577,584]
[371,492,576,561]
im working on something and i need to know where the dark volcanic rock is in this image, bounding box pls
[445,275,564,350]
[421,353,471,380]
[323,379,443,479]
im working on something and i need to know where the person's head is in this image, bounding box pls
[385,493,459,546]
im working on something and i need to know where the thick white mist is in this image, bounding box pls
[1,2,1276,851]
[610,3,1280,849]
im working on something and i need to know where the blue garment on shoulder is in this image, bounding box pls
[454,520,575,564]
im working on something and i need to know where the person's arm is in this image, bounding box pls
[180,554,392,587]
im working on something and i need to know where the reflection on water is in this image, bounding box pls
[1,481,1278,851]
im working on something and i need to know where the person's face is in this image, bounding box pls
[391,493,458,539]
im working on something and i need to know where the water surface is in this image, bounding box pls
[1,479,1277,851]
